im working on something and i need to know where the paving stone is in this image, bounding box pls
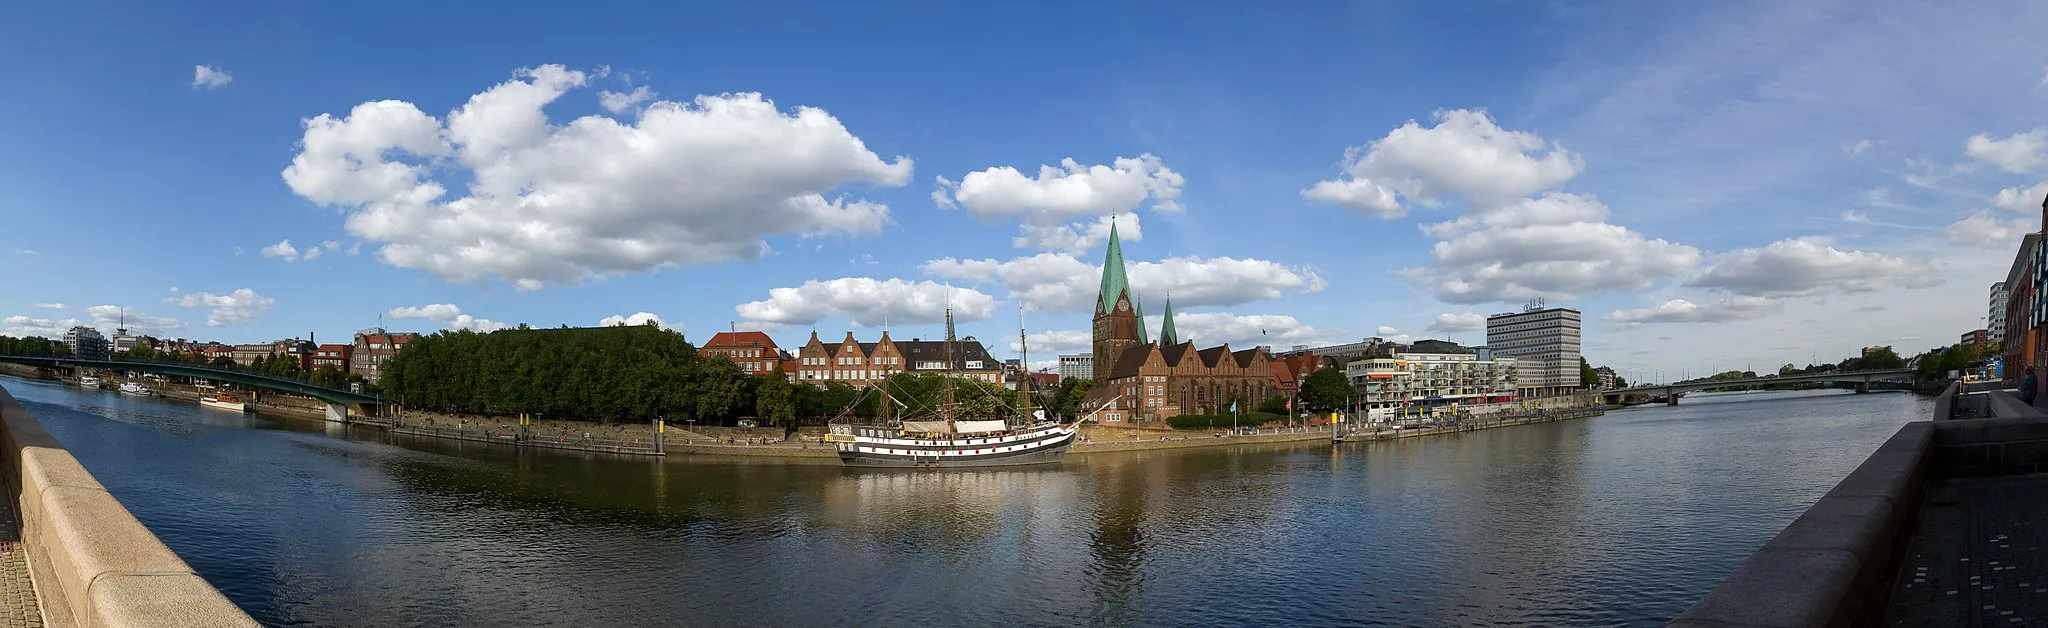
[1885,473,2048,627]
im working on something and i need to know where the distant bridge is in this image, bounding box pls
[1604,368,1916,405]
[0,355,380,419]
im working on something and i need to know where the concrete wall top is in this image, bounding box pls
[0,385,257,627]
[1670,420,1933,628]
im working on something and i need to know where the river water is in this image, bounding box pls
[0,376,1929,627]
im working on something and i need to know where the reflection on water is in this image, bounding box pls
[0,377,1926,627]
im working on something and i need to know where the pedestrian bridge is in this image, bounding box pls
[1604,368,1915,405]
[0,355,380,419]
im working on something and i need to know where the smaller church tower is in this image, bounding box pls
[1158,295,1178,346]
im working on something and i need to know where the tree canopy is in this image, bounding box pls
[1579,356,1598,387]
[0,335,68,357]
[380,324,748,423]
[1298,368,1351,413]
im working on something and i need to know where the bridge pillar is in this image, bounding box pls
[1666,390,1679,406]
[324,402,347,423]
[1856,381,1870,394]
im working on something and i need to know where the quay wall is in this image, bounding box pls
[0,385,256,627]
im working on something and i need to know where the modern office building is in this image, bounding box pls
[1992,282,2010,344]
[62,326,108,360]
[1058,354,1093,381]
[1485,306,1582,397]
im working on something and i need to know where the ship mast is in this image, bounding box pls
[941,300,957,432]
[1018,305,1031,427]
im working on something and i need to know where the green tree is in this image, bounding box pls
[1580,357,1598,387]
[755,375,797,426]
[1050,378,1098,419]
[1612,375,1628,389]
[1256,393,1290,415]
[1297,368,1351,413]
[1778,363,1796,376]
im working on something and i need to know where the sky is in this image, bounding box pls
[2,0,2043,383]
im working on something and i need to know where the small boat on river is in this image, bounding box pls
[78,376,102,388]
[200,394,248,413]
[118,382,151,396]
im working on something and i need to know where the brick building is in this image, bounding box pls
[699,331,792,377]
[1079,222,1279,422]
[352,329,416,383]
[311,343,354,371]
[792,331,1003,386]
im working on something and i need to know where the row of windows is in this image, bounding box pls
[715,348,767,359]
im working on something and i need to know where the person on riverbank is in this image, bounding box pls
[2021,367,2038,405]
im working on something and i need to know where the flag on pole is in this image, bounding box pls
[1229,400,1238,413]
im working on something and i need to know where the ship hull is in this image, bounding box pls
[833,423,1075,469]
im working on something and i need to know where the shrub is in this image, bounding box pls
[1165,412,1288,430]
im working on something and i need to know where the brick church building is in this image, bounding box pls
[1080,222,1277,423]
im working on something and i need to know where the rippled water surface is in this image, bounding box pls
[1,377,1930,627]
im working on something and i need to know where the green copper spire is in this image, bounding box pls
[1096,219,1131,315]
[1159,295,1178,345]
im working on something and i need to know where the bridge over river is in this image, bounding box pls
[0,355,380,421]
[1603,368,1915,406]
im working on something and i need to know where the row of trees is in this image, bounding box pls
[0,335,70,357]
[379,323,1054,426]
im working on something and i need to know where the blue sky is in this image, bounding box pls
[4,0,2044,381]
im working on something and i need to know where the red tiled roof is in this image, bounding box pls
[1270,362,1296,385]
[704,331,779,350]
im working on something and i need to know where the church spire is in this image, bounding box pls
[1159,294,1178,346]
[1096,218,1130,315]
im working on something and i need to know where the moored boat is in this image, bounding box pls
[79,376,102,388]
[199,394,248,413]
[118,382,151,396]
[825,305,1076,468]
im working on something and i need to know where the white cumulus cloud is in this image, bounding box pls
[1991,182,2048,212]
[1426,313,1487,333]
[735,278,995,328]
[1944,210,2032,246]
[598,85,655,114]
[2,315,84,338]
[598,311,676,331]
[1013,213,1142,253]
[1410,193,1701,304]
[85,306,183,335]
[387,303,509,332]
[1303,109,1583,216]
[1151,313,1324,348]
[1606,297,1783,325]
[1009,329,1092,355]
[934,153,1183,222]
[261,239,300,261]
[1373,325,1415,345]
[192,65,233,89]
[922,252,1324,313]
[32,303,64,310]
[165,289,274,326]
[282,64,913,290]
[1967,129,2048,173]
[1688,239,1941,297]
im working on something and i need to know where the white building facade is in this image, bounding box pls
[1058,354,1093,381]
[1486,307,1582,397]
[1345,350,1518,416]
[1992,281,2010,344]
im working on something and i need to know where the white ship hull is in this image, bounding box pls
[199,396,247,413]
[831,422,1075,468]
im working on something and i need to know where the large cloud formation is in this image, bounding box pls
[283,64,912,290]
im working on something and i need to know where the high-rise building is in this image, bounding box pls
[1992,281,2010,344]
[1057,354,1093,381]
[1485,306,1582,397]
[1345,342,1518,415]
[63,326,108,360]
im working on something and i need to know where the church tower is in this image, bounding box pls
[1158,295,1178,346]
[1092,220,1145,382]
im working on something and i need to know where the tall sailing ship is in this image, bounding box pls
[825,306,1077,468]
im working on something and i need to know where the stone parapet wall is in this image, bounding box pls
[1671,420,1933,627]
[0,386,255,627]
